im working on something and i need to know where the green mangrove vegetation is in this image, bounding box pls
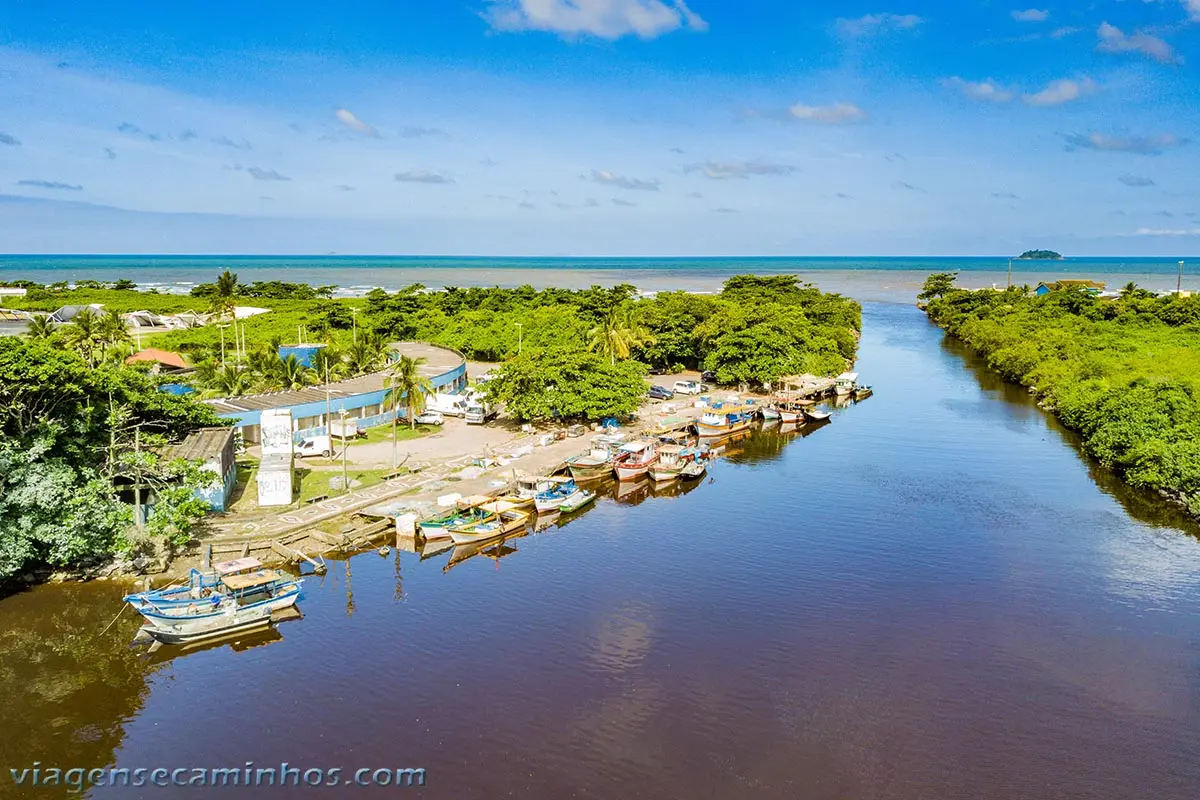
[922,273,1200,517]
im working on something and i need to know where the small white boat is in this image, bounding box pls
[534,477,577,512]
[696,408,753,438]
[805,408,832,422]
[834,371,859,397]
[760,406,781,420]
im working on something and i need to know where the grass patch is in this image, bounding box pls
[348,423,439,446]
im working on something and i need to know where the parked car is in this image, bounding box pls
[415,410,445,425]
[294,435,333,458]
[672,380,703,395]
[647,385,675,401]
[700,370,717,384]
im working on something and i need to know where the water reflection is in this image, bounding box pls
[0,584,155,782]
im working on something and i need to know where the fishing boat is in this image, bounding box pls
[804,408,832,423]
[124,558,303,645]
[696,408,754,439]
[514,476,563,503]
[447,501,530,545]
[853,385,873,400]
[760,406,782,421]
[534,477,578,512]
[559,488,597,513]
[419,499,497,541]
[648,444,688,482]
[124,558,301,621]
[565,436,623,481]
[834,372,859,397]
[679,458,707,479]
[612,440,658,481]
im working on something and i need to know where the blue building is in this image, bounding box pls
[204,342,468,444]
[278,343,327,368]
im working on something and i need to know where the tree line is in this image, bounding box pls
[922,273,1200,518]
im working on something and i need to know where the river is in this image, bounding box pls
[3,302,1199,799]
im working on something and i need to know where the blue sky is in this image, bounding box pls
[1,0,1199,255]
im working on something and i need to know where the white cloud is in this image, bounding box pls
[1133,227,1200,236]
[941,77,1015,104]
[1022,77,1095,107]
[834,13,923,38]
[1050,26,1081,39]
[394,170,454,184]
[1185,1,1200,22]
[335,108,378,136]
[1011,9,1049,22]
[683,160,796,179]
[483,0,708,40]
[590,169,660,190]
[1096,22,1182,65]
[1062,132,1189,155]
[787,102,867,124]
[1118,174,1155,187]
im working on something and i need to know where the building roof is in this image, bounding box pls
[166,427,235,462]
[1038,280,1107,291]
[204,341,465,415]
[50,303,104,323]
[126,347,190,370]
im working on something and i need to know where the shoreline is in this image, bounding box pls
[3,267,1193,304]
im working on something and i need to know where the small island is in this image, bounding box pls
[1016,249,1063,260]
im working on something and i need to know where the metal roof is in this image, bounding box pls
[166,427,235,462]
[203,341,465,415]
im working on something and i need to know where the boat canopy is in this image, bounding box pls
[213,557,262,575]
[458,494,494,508]
[222,569,289,591]
[836,372,859,382]
[480,500,522,514]
[657,444,685,454]
[619,441,653,452]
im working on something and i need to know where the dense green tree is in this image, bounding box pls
[485,348,647,421]
[918,272,959,301]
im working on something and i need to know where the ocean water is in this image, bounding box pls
[1,254,1195,303]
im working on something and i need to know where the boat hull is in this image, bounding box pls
[614,462,653,481]
[760,407,781,420]
[778,409,802,424]
[696,420,752,438]
[559,490,596,513]
[142,612,274,645]
[679,461,707,479]
[566,460,610,481]
[648,467,681,482]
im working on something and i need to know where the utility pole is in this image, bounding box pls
[1179,260,1185,295]
[219,324,227,363]
[324,362,332,435]
[338,409,349,494]
[515,322,523,355]
[351,307,359,344]
[1007,258,1013,290]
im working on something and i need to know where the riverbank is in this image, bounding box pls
[6,302,1200,800]
[924,283,1200,520]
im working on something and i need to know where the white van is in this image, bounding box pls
[294,435,333,458]
[427,393,469,417]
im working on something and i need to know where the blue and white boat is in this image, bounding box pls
[124,558,303,645]
[534,477,578,513]
[696,408,754,438]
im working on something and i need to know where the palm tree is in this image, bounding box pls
[24,315,56,340]
[199,364,253,398]
[312,346,350,383]
[275,354,318,391]
[1120,281,1144,300]
[98,308,130,351]
[588,305,654,365]
[62,308,104,367]
[208,269,240,318]
[384,355,434,468]
[345,332,387,375]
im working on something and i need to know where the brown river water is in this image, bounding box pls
[2,302,1199,799]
